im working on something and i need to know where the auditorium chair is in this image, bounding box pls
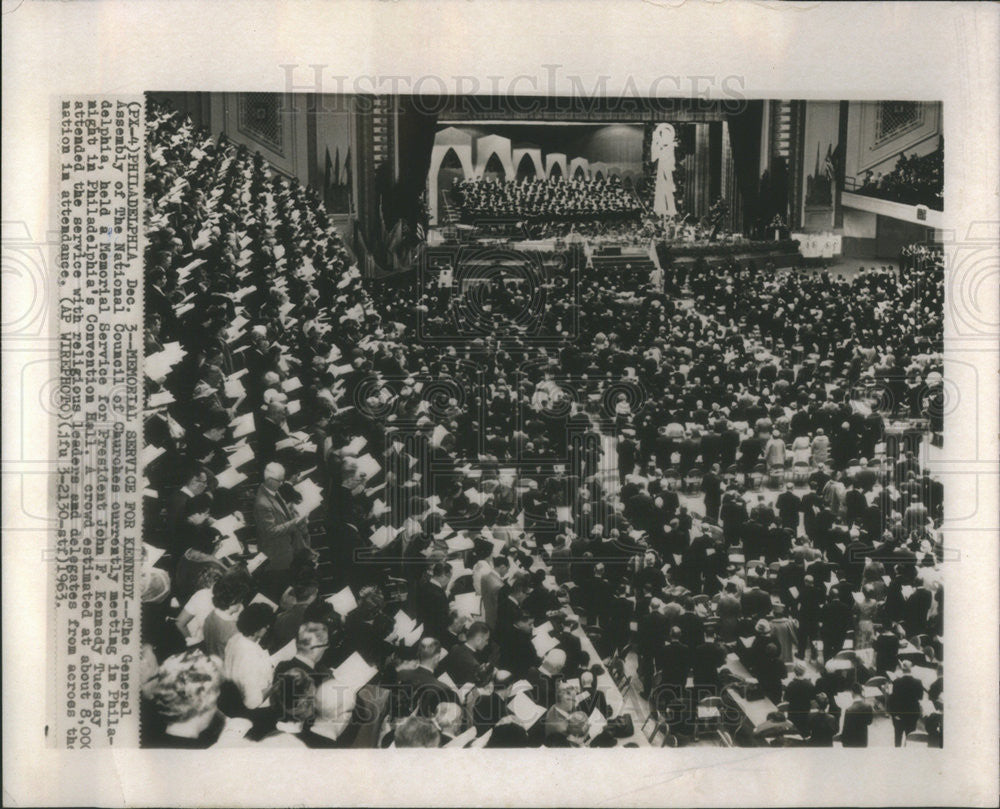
[791,462,811,486]
[682,466,703,495]
[716,729,735,748]
[766,465,784,489]
[862,675,890,711]
[605,648,634,697]
[694,696,724,738]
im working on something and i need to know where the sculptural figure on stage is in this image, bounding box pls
[651,123,678,219]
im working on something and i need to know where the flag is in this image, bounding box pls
[324,146,335,208]
[823,143,837,182]
[333,146,341,186]
[341,147,353,214]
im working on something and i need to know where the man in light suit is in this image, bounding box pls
[253,462,312,600]
[480,556,510,629]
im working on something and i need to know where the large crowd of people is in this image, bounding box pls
[140,99,945,750]
[455,176,643,222]
[856,140,944,211]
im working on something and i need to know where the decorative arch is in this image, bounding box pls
[483,153,507,182]
[473,134,515,180]
[427,127,475,224]
[515,153,538,181]
[568,156,590,180]
[545,152,568,179]
[512,146,545,181]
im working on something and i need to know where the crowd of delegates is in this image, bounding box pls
[139,99,944,750]
[856,141,944,210]
[899,242,944,273]
[456,176,643,222]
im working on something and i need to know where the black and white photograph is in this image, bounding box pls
[138,91,947,751]
[3,2,998,806]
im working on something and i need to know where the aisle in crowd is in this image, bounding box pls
[139,100,945,750]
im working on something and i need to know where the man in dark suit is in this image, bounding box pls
[656,627,691,701]
[395,638,451,719]
[796,575,825,660]
[253,462,312,600]
[496,608,538,680]
[689,627,726,695]
[820,590,853,661]
[636,599,669,696]
[783,661,816,733]
[840,683,875,747]
[775,483,801,532]
[528,648,567,710]
[617,431,638,484]
[888,660,925,746]
[272,621,331,687]
[873,624,902,674]
[844,482,868,528]
[414,563,453,643]
[904,578,934,636]
[700,464,722,523]
[437,621,492,687]
[165,464,209,541]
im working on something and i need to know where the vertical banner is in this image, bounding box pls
[50,97,145,747]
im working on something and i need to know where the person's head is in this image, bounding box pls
[465,621,491,652]
[793,661,807,678]
[814,693,829,711]
[263,462,286,492]
[314,678,357,737]
[493,556,510,576]
[512,608,533,634]
[185,465,209,496]
[237,602,274,643]
[430,561,452,588]
[434,702,464,738]
[203,409,230,442]
[271,667,317,726]
[579,669,597,691]
[295,621,329,665]
[211,573,250,614]
[900,659,913,673]
[417,637,442,668]
[850,682,864,697]
[555,680,579,712]
[184,493,213,526]
[395,716,441,748]
[566,711,590,740]
[541,648,567,677]
[147,650,222,730]
[195,565,224,593]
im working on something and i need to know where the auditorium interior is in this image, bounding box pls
[140,92,945,749]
